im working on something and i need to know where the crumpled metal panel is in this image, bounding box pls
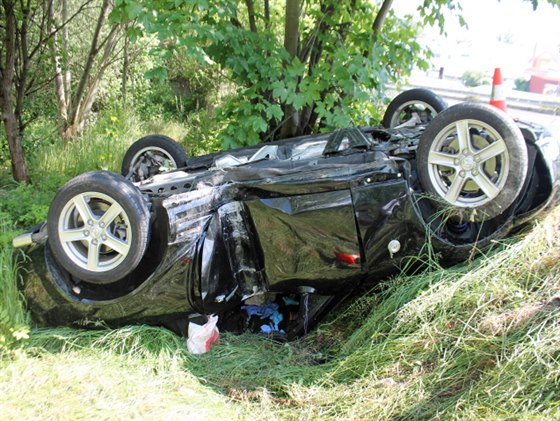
[199,202,267,313]
[164,186,224,245]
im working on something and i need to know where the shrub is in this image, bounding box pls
[515,77,530,92]
[462,70,489,88]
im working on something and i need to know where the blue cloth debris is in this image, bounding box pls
[242,301,285,333]
[282,296,299,306]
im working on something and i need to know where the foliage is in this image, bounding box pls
[515,77,530,92]
[111,0,436,149]
[126,57,226,122]
[0,225,29,358]
[462,70,489,88]
[180,110,224,156]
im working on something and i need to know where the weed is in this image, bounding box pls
[0,230,30,358]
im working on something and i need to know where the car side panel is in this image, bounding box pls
[351,179,428,281]
[245,190,363,293]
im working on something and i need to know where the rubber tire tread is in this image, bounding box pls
[47,170,151,283]
[121,134,187,178]
[416,102,528,221]
[382,88,448,128]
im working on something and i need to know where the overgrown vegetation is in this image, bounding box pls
[0,230,29,358]
[461,70,490,88]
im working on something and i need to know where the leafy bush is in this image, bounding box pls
[462,70,489,87]
[181,110,223,156]
[0,226,30,358]
[515,77,530,92]
[111,1,430,149]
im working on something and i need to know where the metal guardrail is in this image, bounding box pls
[391,80,560,115]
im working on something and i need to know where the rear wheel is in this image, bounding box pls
[416,102,528,221]
[47,171,151,283]
[383,88,447,128]
[122,135,187,182]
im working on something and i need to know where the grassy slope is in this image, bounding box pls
[1,208,559,420]
[1,117,560,419]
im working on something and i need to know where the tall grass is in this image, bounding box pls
[279,210,560,419]
[28,108,222,181]
[1,208,558,419]
[0,228,30,358]
[1,109,220,228]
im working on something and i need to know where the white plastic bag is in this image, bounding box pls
[186,315,220,354]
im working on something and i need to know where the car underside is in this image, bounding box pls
[13,92,560,338]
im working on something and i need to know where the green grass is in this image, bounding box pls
[1,109,560,419]
[0,209,558,419]
[0,109,222,228]
[0,236,30,358]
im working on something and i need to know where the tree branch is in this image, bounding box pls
[68,0,113,126]
[284,0,299,58]
[372,0,393,35]
[244,0,257,32]
[27,0,94,60]
[264,0,270,29]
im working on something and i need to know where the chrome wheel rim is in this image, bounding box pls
[390,100,439,128]
[130,146,178,176]
[426,119,510,208]
[58,192,132,272]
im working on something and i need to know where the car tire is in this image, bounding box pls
[416,102,528,222]
[47,170,151,284]
[382,88,448,128]
[121,134,187,182]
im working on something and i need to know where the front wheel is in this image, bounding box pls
[47,171,151,283]
[416,102,528,222]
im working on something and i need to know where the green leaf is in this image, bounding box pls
[144,67,167,82]
[271,81,288,102]
[267,104,283,121]
[290,57,306,76]
[126,2,143,19]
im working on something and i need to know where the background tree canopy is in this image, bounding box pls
[1,0,559,181]
[111,0,435,148]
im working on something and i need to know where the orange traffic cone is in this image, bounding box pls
[489,68,508,112]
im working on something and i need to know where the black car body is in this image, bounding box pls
[14,97,560,337]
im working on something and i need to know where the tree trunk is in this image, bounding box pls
[264,0,270,29]
[49,0,69,132]
[61,0,72,109]
[1,100,29,183]
[63,0,119,140]
[279,0,300,139]
[1,0,30,182]
[283,0,299,57]
[244,0,257,32]
[121,24,129,105]
[14,0,32,135]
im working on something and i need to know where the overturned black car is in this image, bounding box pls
[13,90,560,338]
